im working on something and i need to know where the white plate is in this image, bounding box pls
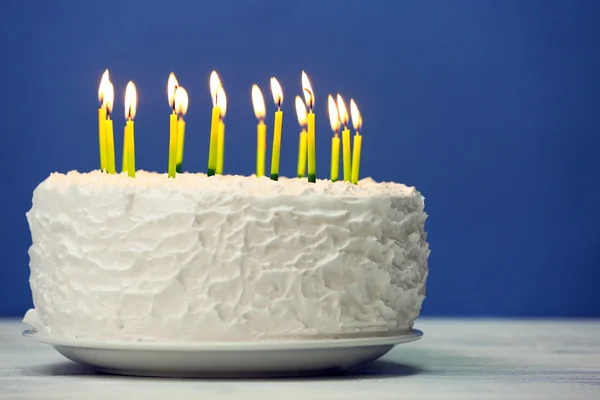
[23,329,422,378]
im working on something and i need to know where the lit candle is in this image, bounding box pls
[252,84,267,177]
[216,86,227,175]
[208,71,221,176]
[123,81,137,178]
[175,87,189,174]
[350,99,363,184]
[337,94,351,182]
[270,77,284,181]
[98,69,109,172]
[167,73,179,178]
[104,80,116,175]
[302,71,316,183]
[295,96,308,178]
[121,125,127,174]
[327,95,340,182]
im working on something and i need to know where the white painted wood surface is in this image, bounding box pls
[1,318,599,399]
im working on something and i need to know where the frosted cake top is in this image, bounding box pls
[39,170,421,199]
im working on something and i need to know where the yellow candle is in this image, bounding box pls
[215,86,227,175]
[257,120,266,177]
[331,135,340,182]
[98,107,107,172]
[98,69,110,172]
[342,128,351,181]
[169,112,178,178]
[270,110,283,180]
[295,96,308,178]
[104,118,116,174]
[216,120,225,174]
[125,120,135,178]
[167,73,179,178]
[121,126,127,173]
[208,106,220,176]
[176,119,186,173]
[328,95,341,182]
[351,134,362,184]
[269,78,283,181]
[297,130,307,178]
[124,81,137,178]
[208,71,222,176]
[350,99,363,185]
[252,84,267,177]
[302,71,316,182]
[174,87,189,174]
[307,111,316,182]
[337,95,352,182]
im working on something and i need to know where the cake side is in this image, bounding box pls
[24,171,429,341]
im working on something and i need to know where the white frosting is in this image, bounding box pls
[25,171,429,342]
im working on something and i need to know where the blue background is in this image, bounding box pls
[1,0,599,317]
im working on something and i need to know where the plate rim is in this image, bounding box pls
[23,329,423,352]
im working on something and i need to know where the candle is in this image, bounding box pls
[337,94,351,182]
[302,71,316,183]
[121,126,127,173]
[295,96,308,178]
[167,73,179,178]
[216,86,227,175]
[124,81,137,178]
[208,71,221,176]
[270,78,284,181]
[174,87,189,173]
[97,69,110,172]
[104,80,116,174]
[252,84,267,177]
[350,99,363,184]
[327,95,340,182]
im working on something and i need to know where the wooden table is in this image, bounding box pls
[1,319,599,399]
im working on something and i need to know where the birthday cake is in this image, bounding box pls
[23,171,429,342]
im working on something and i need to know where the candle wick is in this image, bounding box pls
[106,109,111,119]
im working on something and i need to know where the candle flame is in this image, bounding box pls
[168,73,179,110]
[350,99,362,131]
[295,96,307,127]
[98,69,109,104]
[251,84,266,120]
[124,81,137,120]
[336,94,349,127]
[103,80,114,115]
[328,95,340,133]
[270,77,283,109]
[216,86,227,117]
[175,87,189,116]
[301,71,314,110]
[210,70,221,107]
